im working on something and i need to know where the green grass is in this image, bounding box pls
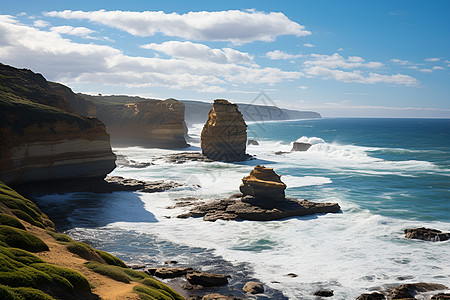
[0,284,55,300]
[0,246,44,265]
[0,213,25,230]
[45,231,74,243]
[30,263,91,291]
[133,285,176,300]
[11,210,45,229]
[140,278,183,300]
[84,261,131,283]
[66,240,127,267]
[0,226,48,252]
[95,249,127,268]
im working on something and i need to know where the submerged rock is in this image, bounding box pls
[243,281,264,294]
[201,99,249,162]
[291,142,312,151]
[404,227,450,241]
[239,165,287,201]
[247,139,259,145]
[431,293,450,299]
[313,290,334,297]
[356,292,386,300]
[391,283,448,299]
[186,271,230,287]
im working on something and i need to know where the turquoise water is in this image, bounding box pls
[37,118,450,299]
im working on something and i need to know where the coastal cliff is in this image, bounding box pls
[79,95,189,149]
[0,63,116,185]
[201,99,249,161]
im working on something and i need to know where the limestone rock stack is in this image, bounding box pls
[201,99,248,161]
[0,63,116,185]
[240,165,287,201]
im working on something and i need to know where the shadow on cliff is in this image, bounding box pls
[36,191,157,231]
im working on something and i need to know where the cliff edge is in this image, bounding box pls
[0,63,116,185]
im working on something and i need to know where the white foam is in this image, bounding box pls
[282,175,332,188]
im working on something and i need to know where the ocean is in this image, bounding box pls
[37,118,450,299]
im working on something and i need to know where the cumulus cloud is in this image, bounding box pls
[50,25,96,38]
[266,50,303,60]
[425,57,440,62]
[44,9,310,43]
[33,20,50,28]
[304,66,419,86]
[391,58,411,65]
[303,43,315,47]
[432,66,445,70]
[419,68,433,73]
[0,15,301,92]
[304,53,383,69]
[142,41,253,64]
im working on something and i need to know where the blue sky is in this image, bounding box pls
[1,0,449,117]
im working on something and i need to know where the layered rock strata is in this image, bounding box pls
[201,99,249,161]
[0,63,116,185]
[240,165,286,201]
[79,95,188,149]
[291,142,312,151]
[404,227,450,242]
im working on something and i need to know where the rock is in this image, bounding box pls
[164,260,178,265]
[313,290,334,297]
[116,155,151,168]
[179,197,340,222]
[0,63,116,185]
[247,140,259,145]
[291,142,312,151]
[356,292,386,300]
[239,165,287,201]
[156,152,213,164]
[284,273,298,277]
[404,227,450,242]
[243,281,264,294]
[127,264,146,270]
[80,95,189,149]
[201,99,249,162]
[432,293,450,300]
[275,151,290,155]
[391,283,448,299]
[201,293,242,300]
[186,271,230,287]
[151,267,195,279]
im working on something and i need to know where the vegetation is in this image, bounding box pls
[0,284,55,300]
[30,263,91,291]
[95,249,128,268]
[84,261,131,283]
[133,285,178,300]
[140,278,184,300]
[0,226,49,252]
[0,213,25,230]
[45,231,74,243]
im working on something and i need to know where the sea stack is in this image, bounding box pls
[201,99,248,161]
[240,165,287,201]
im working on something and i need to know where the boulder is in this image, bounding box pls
[404,227,450,241]
[146,267,194,279]
[243,281,264,294]
[356,292,386,300]
[186,271,229,287]
[201,294,242,300]
[313,290,334,297]
[201,99,249,161]
[432,293,450,300]
[391,283,447,299]
[247,140,259,145]
[291,142,312,151]
[239,165,287,201]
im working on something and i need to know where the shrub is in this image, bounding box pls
[0,214,25,230]
[95,249,127,268]
[0,245,44,265]
[0,226,48,252]
[30,263,91,291]
[11,210,44,229]
[66,242,103,262]
[133,285,175,300]
[84,262,130,283]
[45,231,73,243]
[9,286,54,300]
[140,278,183,300]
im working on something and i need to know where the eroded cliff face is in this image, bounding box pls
[0,63,116,185]
[240,165,287,201]
[77,95,188,149]
[201,99,248,161]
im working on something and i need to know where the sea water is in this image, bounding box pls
[37,118,450,299]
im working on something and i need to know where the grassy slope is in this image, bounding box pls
[0,182,184,300]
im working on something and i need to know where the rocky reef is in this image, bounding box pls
[201,99,249,162]
[177,165,340,221]
[0,63,116,185]
[79,94,189,148]
[404,227,450,242]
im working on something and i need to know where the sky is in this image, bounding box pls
[1,0,449,117]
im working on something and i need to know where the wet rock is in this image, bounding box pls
[127,264,146,270]
[284,273,298,278]
[247,140,259,145]
[391,283,448,299]
[291,142,312,151]
[116,155,151,168]
[240,165,287,201]
[243,281,264,294]
[275,151,290,155]
[201,99,249,162]
[146,267,194,279]
[313,290,334,297]
[164,260,178,265]
[105,176,183,193]
[201,293,242,300]
[186,271,230,287]
[404,227,450,242]
[156,152,214,164]
[356,292,386,300]
[432,293,450,300]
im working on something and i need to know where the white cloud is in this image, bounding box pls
[304,53,383,69]
[419,69,433,73]
[303,43,315,47]
[50,25,96,38]
[337,48,343,51]
[0,15,301,92]
[44,9,310,43]
[391,58,411,65]
[33,20,50,28]
[299,86,308,90]
[432,66,445,70]
[266,50,303,60]
[142,41,253,64]
[408,66,419,70]
[425,57,440,62]
[304,66,419,86]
